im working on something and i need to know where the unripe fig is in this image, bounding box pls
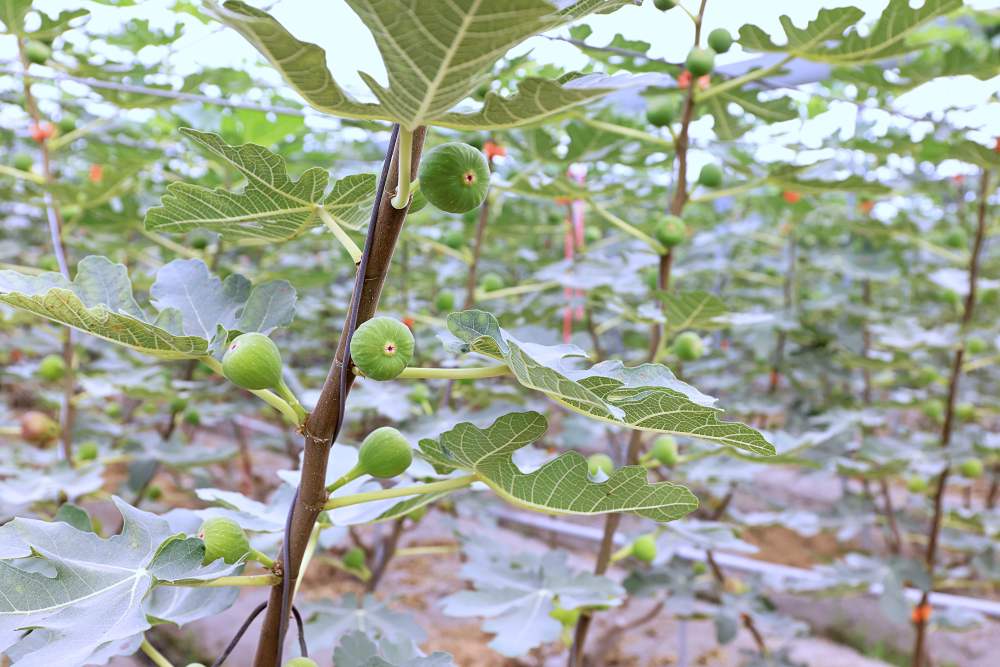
[222,332,284,391]
[654,215,686,248]
[358,427,413,478]
[913,366,940,387]
[20,411,59,445]
[343,546,366,570]
[585,226,601,243]
[685,47,715,77]
[418,142,490,214]
[57,115,76,134]
[921,399,944,423]
[105,402,122,419]
[673,331,704,361]
[587,453,614,477]
[76,441,99,462]
[955,402,975,421]
[958,458,983,479]
[435,291,455,312]
[38,255,58,272]
[646,101,676,127]
[442,230,465,249]
[697,163,723,188]
[170,396,189,413]
[12,153,32,171]
[651,435,678,466]
[191,234,210,250]
[480,272,504,292]
[549,606,580,626]
[631,534,657,563]
[198,517,251,565]
[146,485,163,501]
[284,659,318,667]
[653,0,676,10]
[906,476,928,493]
[37,354,66,382]
[183,409,201,426]
[350,317,414,381]
[707,28,733,54]
[25,40,51,65]
[966,337,987,355]
[942,228,967,249]
[691,560,708,575]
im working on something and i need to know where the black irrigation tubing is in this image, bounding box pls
[272,123,401,663]
[210,602,308,666]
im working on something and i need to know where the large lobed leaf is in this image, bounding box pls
[209,0,642,129]
[739,0,962,64]
[0,256,294,359]
[420,411,699,521]
[447,310,774,455]
[145,129,375,242]
[0,498,238,667]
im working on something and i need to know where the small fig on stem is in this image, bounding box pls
[418,142,490,214]
[351,317,415,381]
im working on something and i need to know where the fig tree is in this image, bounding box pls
[480,272,505,292]
[651,435,678,466]
[587,453,614,477]
[12,153,32,171]
[343,546,366,570]
[418,142,490,214]
[707,28,733,54]
[20,411,59,445]
[358,426,413,478]
[435,291,455,312]
[685,47,715,77]
[25,40,51,65]
[222,332,284,391]
[631,534,657,563]
[37,354,66,382]
[673,331,704,361]
[350,316,415,381]
[697,163,723,188]
[958,458,983,479]
[654,215,686,247]
[198,517,251,565]
[653,0,676,10]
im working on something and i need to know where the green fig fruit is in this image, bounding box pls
[654,215,686,248]
[76,441,99,462]
[198,517,251,565]
[13,153,32,171]
[631,534,657,563]
[442,230,465,249]
[966,337,988,355]
[350,317,415,381]
[673,331,704,361]
[653,0,676,10]
[958,458,983,479]
[25,40,51,65]
[418,142,490,214]
[37,354,66,382]
[343,546,366,569]
[284,659,318,667]
[57,115,76,134]
[358,427,413,478]
[646,100,676,127]
[707,28,733,54]
[955,402,975,421]
[685,47,716,77]
[587,453,614,477]
[435,291,456,312]
[906,476,928,493]
[222,333,284,391]
[651,435,678,466]
[480,272,505,292]
[697,163,723,188]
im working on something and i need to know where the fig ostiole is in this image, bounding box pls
[350,316,415,381]
[418,142,490,214]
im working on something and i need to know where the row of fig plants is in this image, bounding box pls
[0,1,997,667]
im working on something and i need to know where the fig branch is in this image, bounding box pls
[15,33,77,465]
[911,167,992,667]
[251,125,427,667]
[324,474,476,510]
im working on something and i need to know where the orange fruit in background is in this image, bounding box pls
[911,604,932,624]
[782,191,801,204]
[29,122,54,143]
[859,199,875,214]
[89,164,103,183]
[483,141,506,160]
